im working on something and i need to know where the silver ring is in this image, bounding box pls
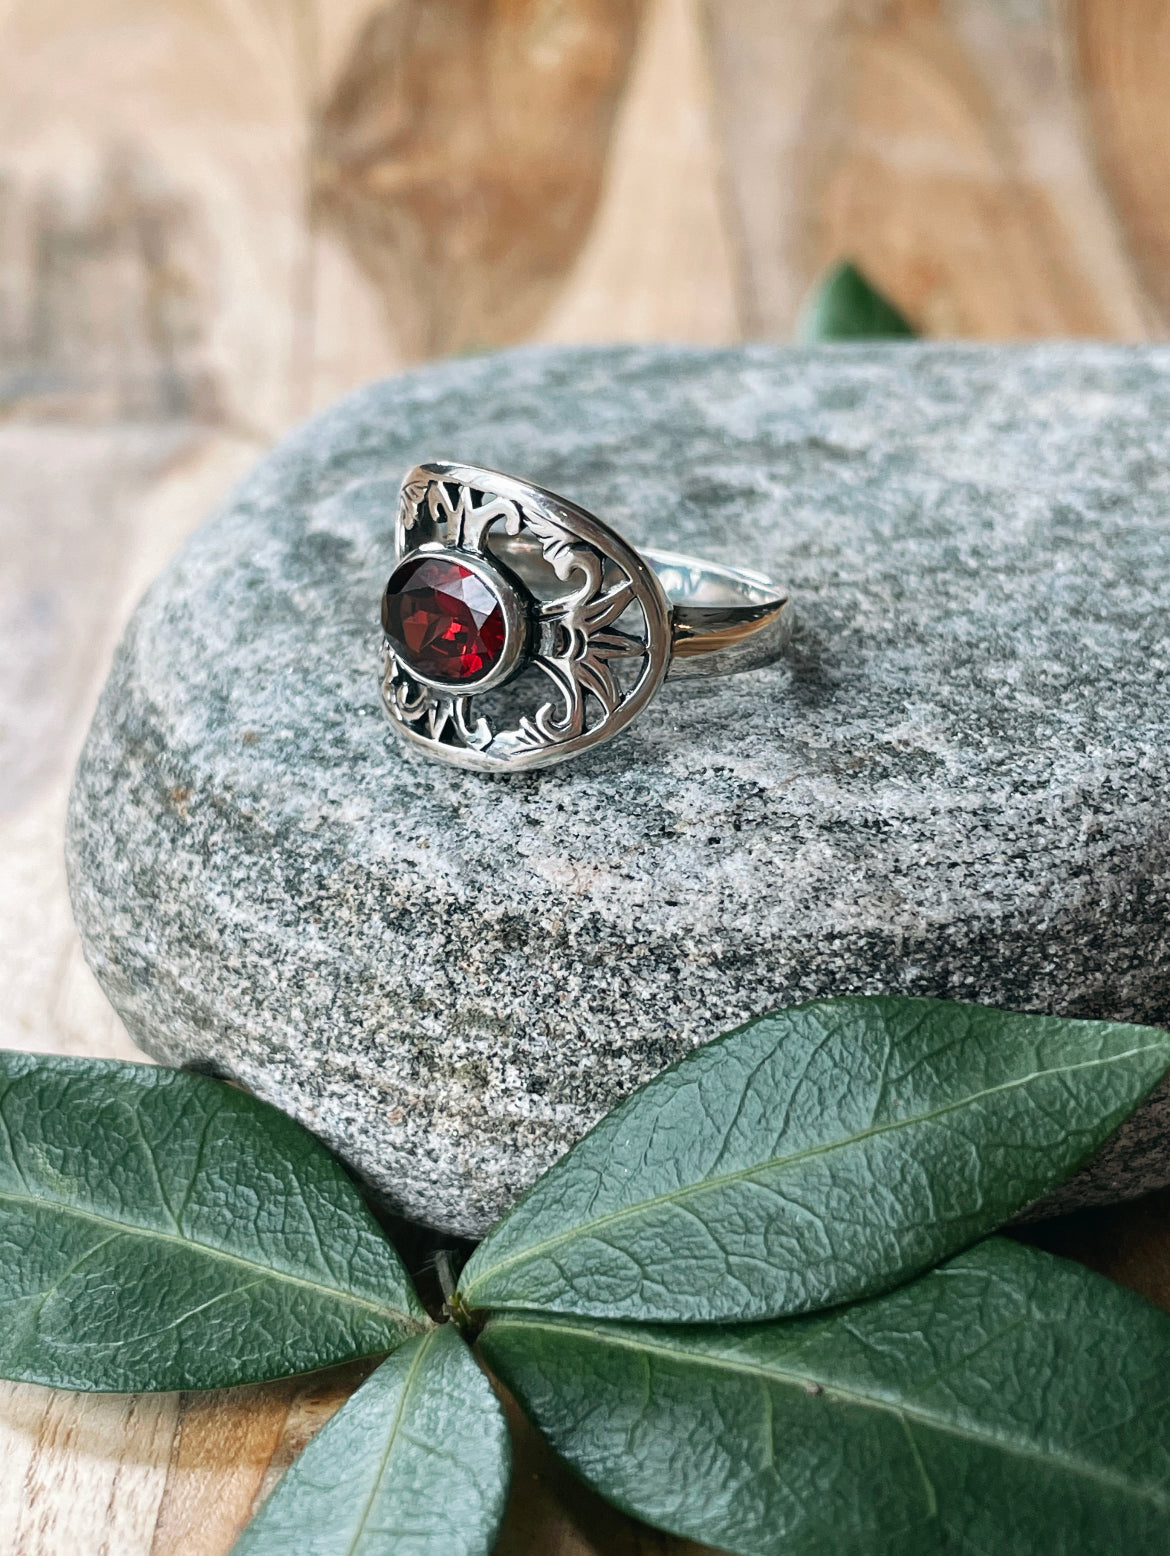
[379,461,791,773]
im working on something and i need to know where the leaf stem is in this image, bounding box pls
[445,1286,482,1338]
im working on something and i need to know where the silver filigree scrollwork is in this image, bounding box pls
[380,461,672,773]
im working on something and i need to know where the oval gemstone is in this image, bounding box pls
[382,554,507,683]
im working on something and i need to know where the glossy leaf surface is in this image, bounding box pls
[0,1053,426,1390]
[234,1324,509,1556]
[798,259,917,340]
[481,1239,1170,1556]
[459,997,1170,1322]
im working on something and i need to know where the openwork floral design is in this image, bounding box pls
[379,463,670,771]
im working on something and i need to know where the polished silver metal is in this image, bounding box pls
[380,461,790,772]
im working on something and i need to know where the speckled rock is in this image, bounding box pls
[67,344,1170,1237]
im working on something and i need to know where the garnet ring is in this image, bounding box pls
[379,460,790,773]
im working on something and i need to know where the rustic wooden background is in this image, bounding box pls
[3,1,1170,1550]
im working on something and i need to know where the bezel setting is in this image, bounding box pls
[379,461,672,772]
[380,543,530,695]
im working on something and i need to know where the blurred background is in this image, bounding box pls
[3,2,1170,1549]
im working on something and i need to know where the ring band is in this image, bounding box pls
[379,461,790,772]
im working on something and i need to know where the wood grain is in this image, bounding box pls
[314,0,645,360]
[149,1369,373,1556]
[0,1386,177,1556]
[1072,0,1170,329]
[537,0,740,347]
[702,0,1157,337]
[0,0,401,435]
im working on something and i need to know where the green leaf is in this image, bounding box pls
[481,1238,1170,1556]
[797,260,917,341]
[458,997,1170,1324]
[233,1324,510,1556]
[0,1052,427,1390]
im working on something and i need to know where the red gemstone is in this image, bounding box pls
[382,554,507,683]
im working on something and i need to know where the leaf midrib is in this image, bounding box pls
[347,1334,432,1554]
[0,1186,420,1330]
[461,1046,1166,1304]
[488,1314,1170,1514]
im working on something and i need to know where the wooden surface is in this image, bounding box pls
[3,1,1170,1550]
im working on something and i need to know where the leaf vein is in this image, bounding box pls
[0,1188,418,1331]
[462,1047,1165,1304]
[490,1316,1170,1514]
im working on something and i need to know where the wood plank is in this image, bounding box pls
[0,0,401,436]
[0,1385,177,1556]
[314,0,646,361]
[538,0,741,347]
[703,0,1154,337]
[150,1378,307,1556]
[947,0,1150,336]
[698,0,844,336]
[0,424,197,1065]
[1072,0,1170,330]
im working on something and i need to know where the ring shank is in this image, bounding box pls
[644,549,791,680]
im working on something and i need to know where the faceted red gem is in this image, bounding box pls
[382,554,507,683]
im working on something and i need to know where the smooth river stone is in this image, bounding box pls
[67,344,1170,1237]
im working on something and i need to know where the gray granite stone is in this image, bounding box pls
[67,344,1170,1237]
